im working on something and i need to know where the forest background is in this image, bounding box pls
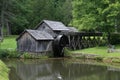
[0,0,120,35]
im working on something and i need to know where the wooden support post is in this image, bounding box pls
[67,32,104,50]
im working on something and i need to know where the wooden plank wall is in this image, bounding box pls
[17,32,37,52]
[37,23,57,37]
[17,32,53,53]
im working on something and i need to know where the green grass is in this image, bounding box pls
[71,46,120,58]
[70,45,120,63]
[0,60,9,80]
[0,36,20,58]
[0,35,17,50]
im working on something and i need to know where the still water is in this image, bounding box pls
[2,59,120,80]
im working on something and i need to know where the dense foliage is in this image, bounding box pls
[72,0,120,33]
[0,0,72,35]
[0,0,120,35]
[109,33,120,45]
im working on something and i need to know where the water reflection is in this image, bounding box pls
[3,59,120,80]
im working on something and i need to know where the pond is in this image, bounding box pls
[2,58,120,80]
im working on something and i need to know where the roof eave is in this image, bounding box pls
[53,29,69,31]
[16,29,28,41]
[37,39,54,41]
[34,20,45,29]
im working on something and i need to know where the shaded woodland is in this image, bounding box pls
[0,0,120,36]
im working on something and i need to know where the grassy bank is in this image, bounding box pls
[0,35,17,50]
[70,45,120,63]
[0,36,19,58]
[1,35,120,62]
[0,60,9,80]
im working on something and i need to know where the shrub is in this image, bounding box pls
[94,56,103,61]
[64,47,72,57]
[109,33,120,45]
[0,49,9,58]
[21,53,49,59]
[22,53,33,59]
[0,49,22,58]
[7,50,22,58]
[111,58,120,63]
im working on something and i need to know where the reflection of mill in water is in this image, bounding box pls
[8,60,120,80]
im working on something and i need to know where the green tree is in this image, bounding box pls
[72,0,120,33]
[28,0,72,28]
[0,0,73,35]
[0,0,14,36]
[10,0,30,34]
[0,0,30,35]
[57,0,72,25]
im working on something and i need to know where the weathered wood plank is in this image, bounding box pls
[17,32,53,53]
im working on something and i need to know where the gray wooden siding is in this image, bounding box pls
[17,32,37,52]
[17,32,53,53]
[36,41,53,52]
[37,23,57,37]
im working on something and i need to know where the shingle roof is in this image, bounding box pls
[36,20,69,31]
[67,27,79,32]
[17,30,54,40]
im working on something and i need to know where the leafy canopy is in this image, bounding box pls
[72,0,120,32]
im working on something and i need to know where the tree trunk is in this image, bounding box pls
[1,9,4,40]
[6,21,11,35]
[0,25,2,40]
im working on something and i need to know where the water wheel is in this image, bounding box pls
[53,35,69,57]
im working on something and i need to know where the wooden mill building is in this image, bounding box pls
[17,20,103,57]
[17,30,54,53]
[17,20,75,56]
[35,20,70,37]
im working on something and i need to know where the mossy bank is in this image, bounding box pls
[0,60,9,80]
[68,46,120,63]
